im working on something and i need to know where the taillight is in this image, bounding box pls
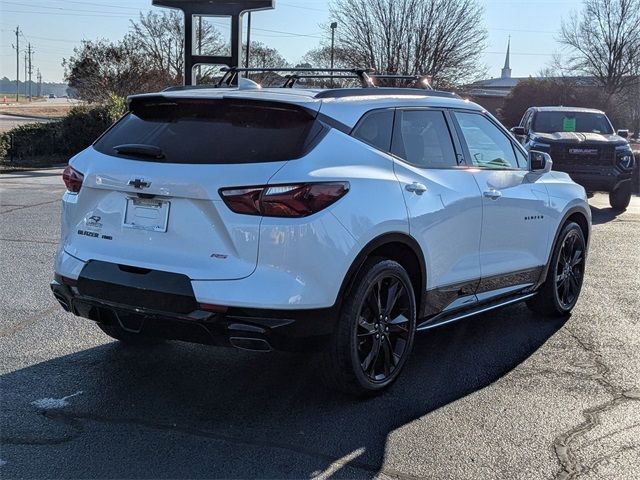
[62,165,84,193]
[220,182,349,218]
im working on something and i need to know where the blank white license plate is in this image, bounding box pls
[123,198,170,232]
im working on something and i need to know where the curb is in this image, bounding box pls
[0,112,62,121]
[0,164,66,174]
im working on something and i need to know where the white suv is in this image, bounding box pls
[51,82,591,395]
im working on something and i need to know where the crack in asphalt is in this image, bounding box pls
[580,444,640,477]
[581,422,640,449]
[0,237,59,245]
[2,409,423,480]
[0,305,58,338]
[0,199,59,214]
[1,412,84,446]
[552,327,640,480]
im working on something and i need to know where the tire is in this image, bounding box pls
[319,258,417,396]
[97,323,162,346]
[609,181,631,211]
[527,222,586,317]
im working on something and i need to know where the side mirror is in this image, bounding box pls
[511,126,526,136]
[529,150,553,173]
[617,129,629,138]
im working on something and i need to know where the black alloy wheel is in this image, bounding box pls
[527,221,586,317]
[319,258,417,396]
[356,275,412,383]
[554,229,585,310]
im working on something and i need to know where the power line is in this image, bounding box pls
[485,51,553,56]
[0,1,150,15]
[1,8,140,19]
[279,2,327,12]
[27,0,148,12]
[489,27,557,34]
[19,34,80,44]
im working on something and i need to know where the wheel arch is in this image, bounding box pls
[337,232,428,318]
[566,211,590,247]
[535,206,591,290]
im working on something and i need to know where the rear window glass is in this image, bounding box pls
[94,98,323,164]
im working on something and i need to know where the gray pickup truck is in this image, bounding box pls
[512,106,636,211]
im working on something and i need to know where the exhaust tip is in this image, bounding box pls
[229,337,272,352]
[53,293,71,312]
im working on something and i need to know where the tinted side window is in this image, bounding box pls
[391,110,457,168]
[453,112,519,169]
[352,109,394,152]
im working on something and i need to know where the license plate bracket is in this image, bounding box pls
[123,197,170,232]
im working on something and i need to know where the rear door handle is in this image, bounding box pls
[405,182,427,195]
[483,189,502,200]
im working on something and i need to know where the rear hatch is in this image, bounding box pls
[65,95,323,280]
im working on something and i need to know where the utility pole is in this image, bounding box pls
[27,43,33,101]
[12,26,19,102]
[24,52,28,98]
[330,22,338,87]
[37,69,42,97]
[245,12,252,74]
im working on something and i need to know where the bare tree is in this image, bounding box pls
[301,45,356,69]
[130,11,225,82]
[64,36,174,102]
[328,0,487,86]
[560,0,640,95]
[64,11,228,100]
[243,41,290,85]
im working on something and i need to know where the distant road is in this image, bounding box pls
[0,114,54,134]
[0,97,81,133]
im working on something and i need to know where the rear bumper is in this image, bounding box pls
[51,274,337,352]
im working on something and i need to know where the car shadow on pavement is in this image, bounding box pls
[1,304,567,479]
[590,205,624,225]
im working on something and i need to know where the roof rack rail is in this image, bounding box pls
[217,67,377,88]
[314,88,459,100]
[216,67,433,90]
[280,73,432,90]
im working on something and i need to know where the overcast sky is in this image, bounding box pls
[0,0,584,84]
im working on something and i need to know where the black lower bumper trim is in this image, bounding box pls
[51,277,336,352]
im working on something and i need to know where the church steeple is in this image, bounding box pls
[501,37,512,79]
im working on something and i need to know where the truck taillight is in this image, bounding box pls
[219,182,349,218]
[62,165,84,193]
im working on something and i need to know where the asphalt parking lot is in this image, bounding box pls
[1,168,638,479]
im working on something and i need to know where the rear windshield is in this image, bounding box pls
[94,98,322,164]
[533,111,613,134]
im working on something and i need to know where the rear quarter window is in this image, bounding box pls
[351,109,394,152]
[94,98,324,164]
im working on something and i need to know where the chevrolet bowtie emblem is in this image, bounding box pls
[128,179,151,189]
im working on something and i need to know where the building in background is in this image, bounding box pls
[461,39,529,114]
